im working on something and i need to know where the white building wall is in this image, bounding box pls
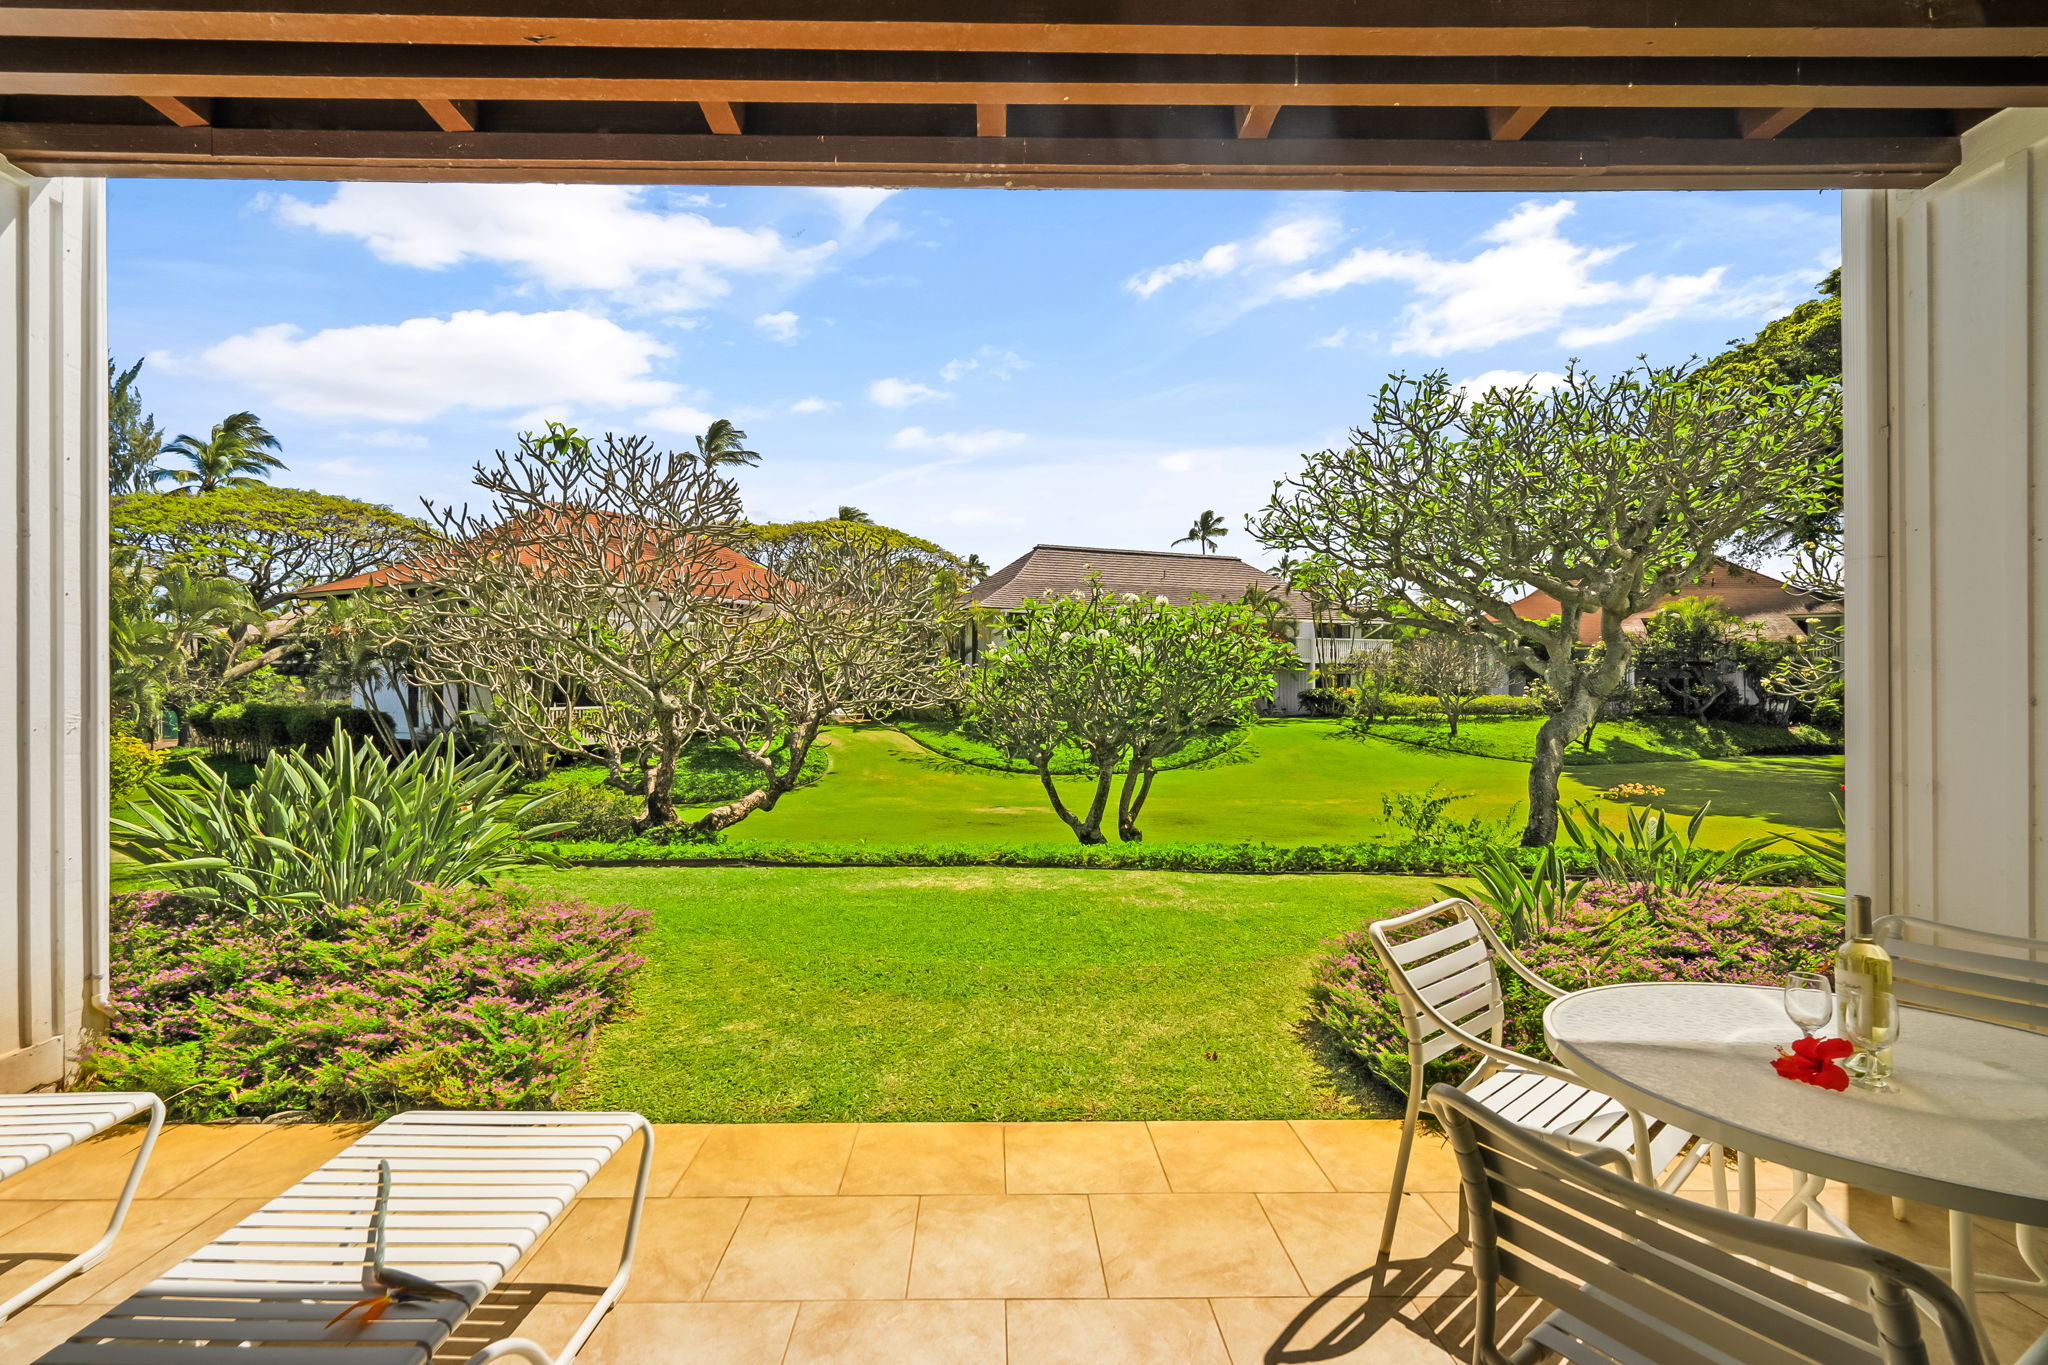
[1846,110,2048,941]
[1,160,107,1087]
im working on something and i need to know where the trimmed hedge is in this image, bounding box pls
[1298,688,1546,720]
[529,834,1835,884]
[186,700,387,759]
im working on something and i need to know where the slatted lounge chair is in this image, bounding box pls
[0,1092,164,1322]
[33,1108,653,1365]
[1428,1083,1999,1365]
[1367,898,1709,1259]
[1875,913,2048,1329]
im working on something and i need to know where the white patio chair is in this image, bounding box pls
[1367,898,1707,1259]
[0,1092,164,1322]
[1427,1083,1998,1365]
[1876,913,2048,1324]
[32,1108,653,1365]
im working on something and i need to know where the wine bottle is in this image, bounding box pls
[1834,894,1899,1090]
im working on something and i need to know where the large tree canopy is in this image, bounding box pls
[111,485,434,610]
[1252,365,1841,846]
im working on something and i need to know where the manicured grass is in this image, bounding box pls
[685,720,1841,847]
[1371,715,1838,766]
[532,863,1434,1123]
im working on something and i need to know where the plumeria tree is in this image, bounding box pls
[968,587,1295,843]
[1252,365,1841,846]
[399,425,962,832]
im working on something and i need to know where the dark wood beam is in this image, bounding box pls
[2,8,2044,60]
[140,93,210,125]
[416,96,475,131]
[7,67,2042,111]
[699,99,743,134]
[976,102,1005,137]
[1235,104,1280,139]
[0,122,1960,193]
[1738,105,1812,138]
[1485,105,1547,139]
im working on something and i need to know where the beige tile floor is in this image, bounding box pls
[0,1119,2043,1364]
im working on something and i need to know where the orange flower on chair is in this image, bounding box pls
[1773,1035,1854,1091]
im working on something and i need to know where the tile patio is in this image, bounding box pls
[0,1118,2042,1363]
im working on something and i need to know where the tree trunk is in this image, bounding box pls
[1038,763,1112,844]
[1116,762,1158,843]
[687,784,778,837]
[1523,711,1575,846]
[638,745,681,829]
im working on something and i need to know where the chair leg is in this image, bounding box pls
[1949,1209,1997,1363]
[1737,1152,1756,1219]
[0,1097,165,1324]
[468,1119,655,1365]
[1377,1069,1425,1261]
[1891,1195,1909,1221]
[1709,1145,1730,1212]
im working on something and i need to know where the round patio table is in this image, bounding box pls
[1543,981,2048,1226]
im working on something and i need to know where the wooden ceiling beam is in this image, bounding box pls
[2,9,2043,60]
[416,96,475,131]
[140,94,211,125]
[1235,104,1281,138]
[700,99,743,134]
[9,73,2041,110]
[1485,105,1548,139]
[1738,105,1812,138]
[976,102,1005,137]
[0,122,1959,182]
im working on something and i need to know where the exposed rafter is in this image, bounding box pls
[1738,106,1813,138]
[1485,106,1548,140]
[700,99,744,135]
[1236,104,1281,139]
[416,97,476,132]
[139,94,210,127]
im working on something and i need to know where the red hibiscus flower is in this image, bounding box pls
[1772,1035,1853,1091]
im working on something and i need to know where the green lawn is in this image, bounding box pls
[533,863,1431,1123]
[681,720,1842,847]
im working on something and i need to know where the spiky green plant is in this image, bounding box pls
[1442,844,1584,947]
[112,729,563,924]
[1557,801,1780,894]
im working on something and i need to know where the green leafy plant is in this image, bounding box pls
[109,733,164,807]
[111,728,563,923]
[1444,844,1585,946]
[1557,801,1779,894]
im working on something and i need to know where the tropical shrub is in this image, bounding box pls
[1307,884,1837,1095]
[522,782,644,842]
[109,733,163,807]
[1558,802,1780,892]
[79,883,648,1120]
[187,699,386,759]
[111,730,562,923]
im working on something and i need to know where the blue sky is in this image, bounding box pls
[111,181,1839,570]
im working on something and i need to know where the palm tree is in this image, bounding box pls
[696,418,760,468]
[836,505,873,524]
[157,411,285,492]
[1174,509,1229,554]
[108,357,164,495]
[963,553,991,581]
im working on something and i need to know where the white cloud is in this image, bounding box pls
[315,457,378,478]
[1312,326,1353,349]
[940,346,1029,382]
[810,187,899,231]
[868,377,949,408]
[268,184,835,311]
[1265,199,1746,356]
[640,403,719,434]
[888,427,1026,456]
[754,310,801,342]
[197,309,674,423]
[789,396,838,415]
[1126,213,1342,298]
[1453,369,1570,398]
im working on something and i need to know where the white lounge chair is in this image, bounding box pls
[33,1108,653,1365]
[1429,1083,1998,1365]
[0,1092,164,1322]
[1367,898,1706,1259]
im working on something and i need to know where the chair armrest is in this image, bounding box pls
[1406,988,1584,1088]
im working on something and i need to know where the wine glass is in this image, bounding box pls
[1842,985,1902,1091]
[1782,971,1833,1039]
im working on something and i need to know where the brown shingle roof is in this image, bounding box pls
[1509,559,1834,643]
[969,544,1312,615]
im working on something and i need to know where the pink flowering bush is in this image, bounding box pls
[79,884,649,1120]
[1308,881,1836,1096]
